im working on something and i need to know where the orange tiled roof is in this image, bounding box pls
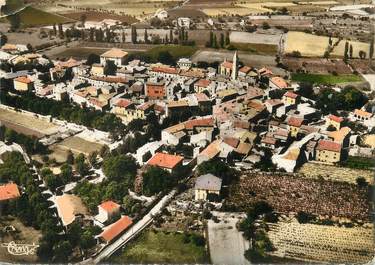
[100,216,132,242]
[14,76,32,84]
[223,137,240,148]
[99,201,120,213]
[151,66,179,74]
[195,79,211,88]
[328,127,351,143]
[194,93,210,102]
[239,66,251,73]
[354,109,372,118]
[270,76,288,89]
[147,152,184,169]
[0,183,20,201]
[317,139,341,152]
[199,139,221,159]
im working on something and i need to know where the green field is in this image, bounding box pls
[6,6,73,28]
[231,42,278,55]
[291,73,363,84]
[108,230,209,264]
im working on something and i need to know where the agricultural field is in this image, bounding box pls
[5,6,73,28]
[283,58,353,74]
[60,11,138,24]
[108,230,209,264]
[231,43,278,55]
[225,173,371,221]
[0,108,59,138]
[34,0,181,19]
[297,162,373,184]
[267,219,374,263]
[291,73,363,84]
[285,31,370,58]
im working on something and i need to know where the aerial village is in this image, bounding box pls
[0,29,374,264]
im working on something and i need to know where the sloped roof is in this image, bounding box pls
[101,48,128,58]
[147,152,184,169]
[99,201,121,213]
[317,139,342,152]
[195,173,222,191]
[99,216,133,242]
[56,194,88,226]
[0,183,20,201]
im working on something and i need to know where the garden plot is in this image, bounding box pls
[267,219,374,263]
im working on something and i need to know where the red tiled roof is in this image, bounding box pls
[195,79,211,88]
[239,66,251,73]
[99,201,120,213]
[100,216,133,242]
[194,93,210,102]
[261,136,277,145]
[90,76,128,84]
[0,183,20,201]
[184,117,214,130]
[115,98,133,108]
[147,152,184,169]
[221,61,233,69]
[288,116,304,127]
[317,139,341,153]
[284,91,298,99]
[328,114,343,123]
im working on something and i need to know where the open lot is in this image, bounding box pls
[55,136,103,156]
[297,162,373,184]
[207,212,250,265]
[108,229,209,264]
[0,108,59,138]
[0,216,42,263]
[267,219,374,263]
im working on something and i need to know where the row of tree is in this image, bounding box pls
[206,31,230,49]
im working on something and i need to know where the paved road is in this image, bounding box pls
[92,189,177,263]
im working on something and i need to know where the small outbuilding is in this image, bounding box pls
[194,173,222,201]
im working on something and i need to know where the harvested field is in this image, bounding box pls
[0,108,59,137]
[349,59,375,74]
[225,173,371,220]
[285,31,370,58]
[56,136,103,156]
[60,11,138,24]
[230,32,281,45]
[267,219,374,263]
[167,8,207,19]
[297,162,373,184]
[202,7,263,16]
[283,57,352,74]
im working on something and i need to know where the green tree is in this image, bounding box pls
[197,159,237,185]
[102,154,137,182]
[225,31,230,46]
[369,37,374,59]
[53,241,72,262]
[142,166,175,196]
[220,33,225,48]
[75,153,89,176]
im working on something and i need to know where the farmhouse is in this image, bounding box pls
[194,174,222,201]
[316,139,342,164]
[147,152,184,174]
[100,48,128,67]
[13,76,34,91]
[95,200,121,225]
